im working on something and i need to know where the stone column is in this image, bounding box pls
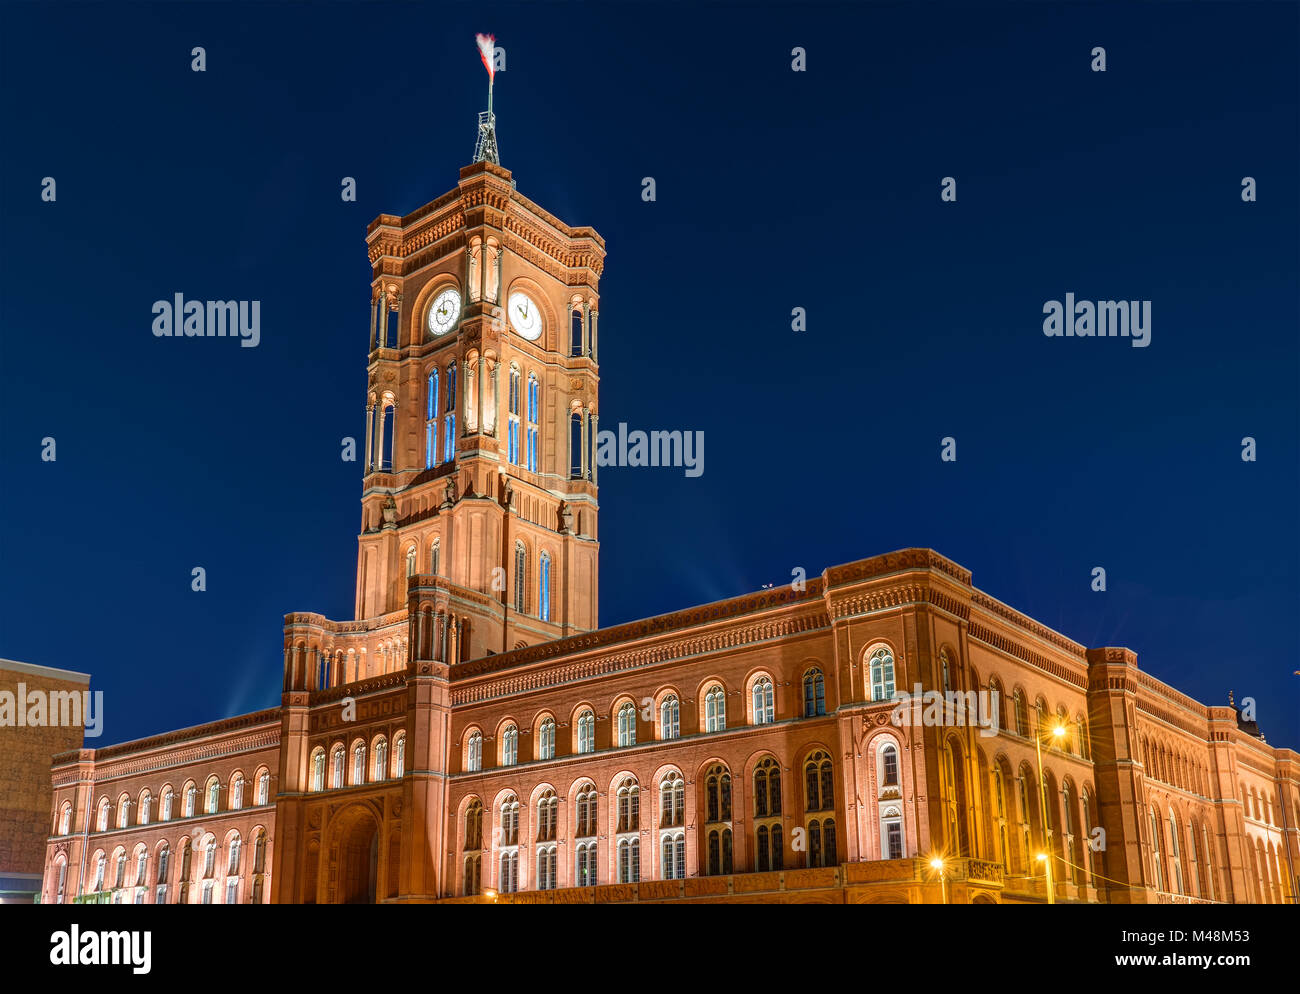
[590,413,599,486]
[364,406,375,471]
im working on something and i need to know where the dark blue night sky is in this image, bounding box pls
[1,2,1296,748]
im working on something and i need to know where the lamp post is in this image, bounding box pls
[929,856,949,905]
[1034,721,1067,905]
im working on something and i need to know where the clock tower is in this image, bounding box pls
[355,157,604,661]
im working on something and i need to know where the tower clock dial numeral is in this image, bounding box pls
[507,291,543,341]
[428,287,462,337]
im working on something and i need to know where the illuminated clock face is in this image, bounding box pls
[508,292,542,341]
[427,287,461,337]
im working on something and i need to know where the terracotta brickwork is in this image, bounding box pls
[41,167,1300,906]
[1,660,90,902]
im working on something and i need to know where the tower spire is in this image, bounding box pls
[474,33,500,165]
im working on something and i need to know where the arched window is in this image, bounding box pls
[430,538,441,577]
[807,817,838,868]
[616,778,640,833]
[373,739,388,781]
[705,828,733,876]
[538,552,551,622]
[93,853,106,892]
[331,746,345,788]
[660,695,680,739]
[617,702,637,747]
[443,362,457,463]
[96,798,109,832]
[352,743,366,784]
[161,788,174,822]
[311,750,326,792]
[1149,806,1165,891]
[114,851,127,889]
[156,846,170,886]
[576,710,595,754]
[537,718,556,761]
[466,731,483,772]
[569,410,583,479]
[58,803,71,836]
[704,685,726,732]
[253,831,266,874]
[507,365,521,464]
[230,775,244,810]
[869,647,895,701]
[501,724,518,766]
[575,841,597,887]
[184,784,197,819]
[226,835,241,876]
[570,306,584,357]
[660,773,685,828]
[117,795,129,828]
[205,778,219,815]
[752,676,774,724]
[536,844,558,891]
[405,545,417,578]
[993,767,1010,871]
[498,850,519,894]
[940,649,952,693]
[425,369,439,469]
[526,374,540,473]
[1168,810,1184,895]
[536,789,558,842]
[203,839,217,879]
[576,784,599,838]
[880,743,899,787]
[464,799,484,851]
[138,791,151,826]
[617,837,640,883]
[499,795,520,847]
[513,541,526,613]
[803,668,826,717]
[804,751,834,811]
[705,765,732,823]
[393,733,406,778]
[1013,690,1029,737]
[661,831,686,880]
[1081,789,1098,880]
[754,757,784,872]
[133,849,148,887]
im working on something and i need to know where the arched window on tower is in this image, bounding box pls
[513,542,526,613]
[444,362,457,463]
[507,365,521,464]
[430,538,440,577]
[311,750,326,792]
[353,742,366,785]
[538,552,551,622]
[374,738,388,781]
[803,668,826,717]
[570,306,584,357]
[569,410,582,479]
[331,746,345,788]
[526,374,540,472]
[406,545,417,578]
[393,733,406,778]
[869,647,896,701]
[426,369,439,469]
[257,770,270,806]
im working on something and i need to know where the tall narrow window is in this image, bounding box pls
[444,362,457,463]
[513,542,526,613]
[257,772,269,806]
[430,538,440,577]
[536,790,558,842]
[660,695,680,740]
[661,774,685,827]
[311,751,326,792]
[576,786,598,838]
[705,685,726,732]
[426,370,439,469]
[162,789,174,822]
[576,710,595,754]
[881,744,899,787]
[353,743,366,784]
[405,545,416,578]
[374,738,388,781]
[869,647,896,702]
[526,374,539,472]
[538,552,551,622]
[569,410,582,479]
[227,837,241,876]
[617,837,641,883]
[570,306,584,357]
[803,668,826,717]
[466,731,483,772]
[507,365,521,464]
[331,747,345,788]
[205,779,219,815]
[501,724,518,766]
[184,785,197,818]
[752,677,774,724]
[617,779,640,833]
[617,702,637,747]
[393,734,405,778]
[538,718,556,761]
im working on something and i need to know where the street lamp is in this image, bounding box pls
[1034,722,1068,905]
[929,855,949,905]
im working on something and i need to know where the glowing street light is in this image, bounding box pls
[929,855,949,905]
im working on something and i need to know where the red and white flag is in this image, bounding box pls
[476,33,496,81]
